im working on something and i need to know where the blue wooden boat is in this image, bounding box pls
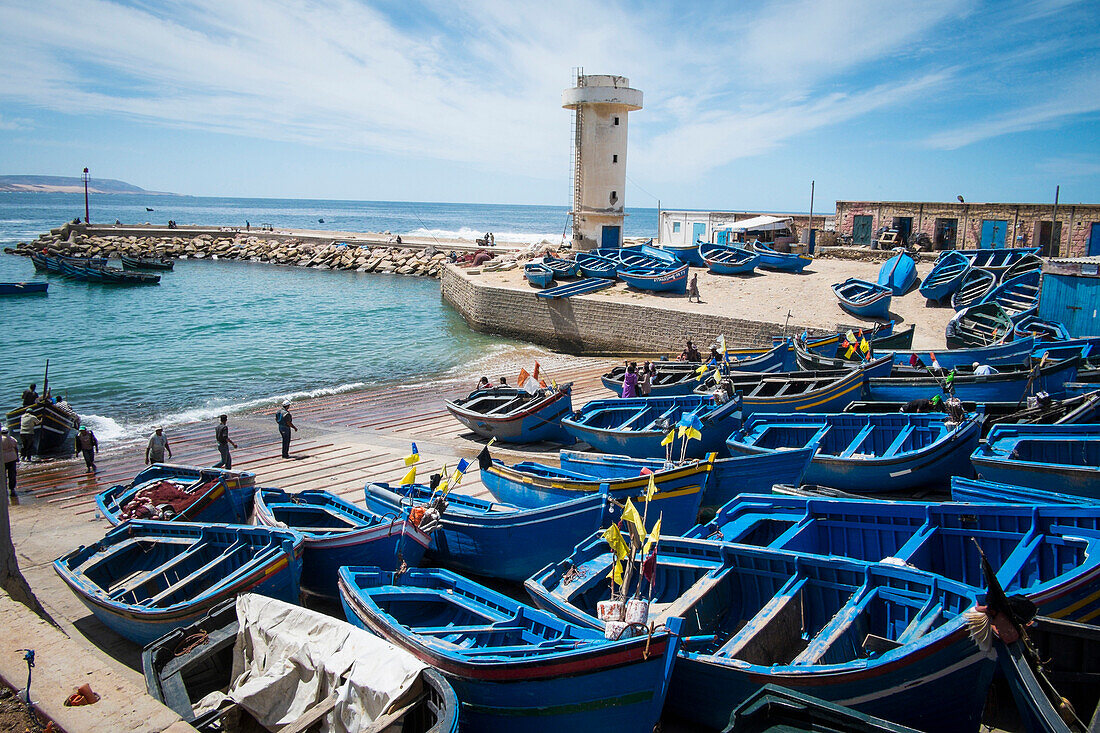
[4,398,80,457]
[573,252,619,278]
[971,423,1100,499]
[832,278,892,319]
[978,269,1041,319]
[961,247,1039,277]
[661,241,706,267]
[54,521,304,645]
[558,448,814,512]
[98,266,161,285]
[526,537,994,733]
[338,567,683,733]
[752,241,813,272]
[96,464,256,526]
[480,454,711,533]
[951,268,996,310]
[444,384,573,443]
[721,339,794,373]
[60,254,108,267]
[363,482,612,582]
[624,242,680,265]
[866,355,1080,402]
[919,250,970,301]
[30,252,51,272]
[702,356,893,416]
[1012,314,1071,342]
[877,250,917,295]
[700,242,759,275]
[523,263,554,288]
[951,476,1096,505]
[725,412,983,492]
[253,488,431,599]
[686,493,1100,623]
[143,596,459,733]
[60,259,98,280]
[609,250,668,271]
[946,302,1014,348]
[726,685,922,733]
[618,263,689,293]
[820,337,1037,372]
[0,282,48,296]
[1001,252,1043,282]
[997,617,1100,733]
[562,394,743,458]
[121,253,174,270]
[601,362,700,396]
[542,255,579,278]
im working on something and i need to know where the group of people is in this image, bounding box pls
[620,361,658,398]
[475,376,510,390]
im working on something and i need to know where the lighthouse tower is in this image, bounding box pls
[563,72,642,251]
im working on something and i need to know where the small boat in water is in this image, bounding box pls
[0,282,47,296]
[1012,314,1071,342]
[558,448,814,512]
[725,411,983,492]
[686,493,1100,622]
[338,567,683,733]
[752,241,813,272]
[562,394,743,458]
[96,464,256,525]
[54,520,303,645]
[618,263,689,293]
[480,453,711,533]
[971,423,1100,499]
[98,266,162,285]
[574,251,619,278]
[144,594,459,733]
[700,242,759,275]
[526,537,994,732]
[444,383,573,443]
[524,262,554,287]
[832,278,892,319]
[946,302,1014,348]
[877,250,916,294]
[363,482,613,582]
[919,250,970,301]
[978,269,1041,319]
[4,399,80,456]
[951,267,996,310]
[121,254,174,271]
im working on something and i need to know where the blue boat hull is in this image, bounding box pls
[363,483,611,581]
[0,282,48,295]
[96,465,256,526]
[618,265,689,293]
[753,244,813,272]
[881,337,1036,370]
[950,476,1095,506]
[661,243,706,267]
[877,252,917,295]
[558,448,814,511]
[867,359,1078,402]
[445,386,574,443]
[833,278,892,319]
[739,360,890,416]
[919,251,970,301]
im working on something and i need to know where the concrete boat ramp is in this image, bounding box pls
[4,353,619,732]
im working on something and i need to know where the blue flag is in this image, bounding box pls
[455,458,470,475]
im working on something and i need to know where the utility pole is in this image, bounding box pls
[82,167,90,224]
[808,180,815,251]
[1051,185,1060,257]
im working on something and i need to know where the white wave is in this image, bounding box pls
[80,414,128,443]
[406,227,563,246]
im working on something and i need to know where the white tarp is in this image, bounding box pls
[725,215,792,232]
[196,594,428,733]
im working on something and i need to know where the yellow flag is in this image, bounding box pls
[660,429,675,447]
[438,464,450,494]
[695,363,708,377]
[643,516,662,556]
[601,524,629,561]
[607,558,623,586]
[860,338,871,354]
[645,472,657,502]
[685,425,702,441]
[677,423,688,438]
[621,498,645,545]
[400,465,416,486]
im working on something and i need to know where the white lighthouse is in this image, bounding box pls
[562,73,642,251]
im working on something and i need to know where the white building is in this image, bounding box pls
[563,74,642,250]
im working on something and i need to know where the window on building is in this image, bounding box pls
[613,117,620,125]
[612,154,618,163]
[609,191,618,204]
[673,222,681,233]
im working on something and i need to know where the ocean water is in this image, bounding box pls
[1,193,657,443]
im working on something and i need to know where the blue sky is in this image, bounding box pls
[1,0,1098,211]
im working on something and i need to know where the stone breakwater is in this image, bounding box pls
[7,222,459,277]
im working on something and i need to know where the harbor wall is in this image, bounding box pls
[440,264,822,353]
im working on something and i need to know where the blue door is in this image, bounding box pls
[601,225,621,248]
[717,230,729,245]
[980,220,1008,249]
[1090,222,1100,256]
[692,222,707,243]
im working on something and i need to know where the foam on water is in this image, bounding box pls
[407,226,563,246]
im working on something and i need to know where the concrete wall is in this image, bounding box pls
[835,200,1100,257]
[440,264,830,353]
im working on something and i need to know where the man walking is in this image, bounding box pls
[75,425,99,472]
[275,401,298,459]
[687,273,701,303]
[19,410,41,461]
[146,427,172,465]
[2,427,18,499]
[213,414,237,470]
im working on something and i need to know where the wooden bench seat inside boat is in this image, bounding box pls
[712,576,807,664]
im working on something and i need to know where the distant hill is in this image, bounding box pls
[0,175,173,194]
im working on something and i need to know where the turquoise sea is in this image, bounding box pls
[0,193,659,443]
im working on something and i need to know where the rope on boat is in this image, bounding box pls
[174,629,211,656]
